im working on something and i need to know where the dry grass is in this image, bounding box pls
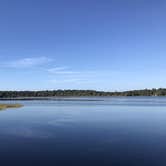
[0,104,23,110]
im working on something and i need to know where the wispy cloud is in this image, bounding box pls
[50,78,90,84]
[1,56,52,68]
[47,67,108,85]
[1,56,114,87]
[47,67,81,75]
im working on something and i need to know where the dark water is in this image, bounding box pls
[0,97,166,166]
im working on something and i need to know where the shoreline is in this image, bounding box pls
[0,96,164,101]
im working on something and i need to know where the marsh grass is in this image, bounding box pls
[0,104,23,110]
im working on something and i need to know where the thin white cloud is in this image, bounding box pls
[47,67,81,75]
[1,56,52,68]
[48,68,107,85]
[50,78,89,83]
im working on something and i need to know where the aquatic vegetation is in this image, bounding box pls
[0,104,23,110]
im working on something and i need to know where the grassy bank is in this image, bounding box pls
[0,104,23,110]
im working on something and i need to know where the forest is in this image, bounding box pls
[0,88,166,98]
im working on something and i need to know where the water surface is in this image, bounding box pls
[0,97,166,166]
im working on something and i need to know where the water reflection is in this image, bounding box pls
[0,97,166,166]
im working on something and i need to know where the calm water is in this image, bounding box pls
[0,97,166,166]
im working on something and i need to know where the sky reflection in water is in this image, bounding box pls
[0,97,166,166]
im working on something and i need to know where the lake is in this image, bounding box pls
[0,97,166,166]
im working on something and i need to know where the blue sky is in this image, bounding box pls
[0,0,166,91]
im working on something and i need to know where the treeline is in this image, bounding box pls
[114,88,166,96]
[0,90,110,98]
[0,89,166,98]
